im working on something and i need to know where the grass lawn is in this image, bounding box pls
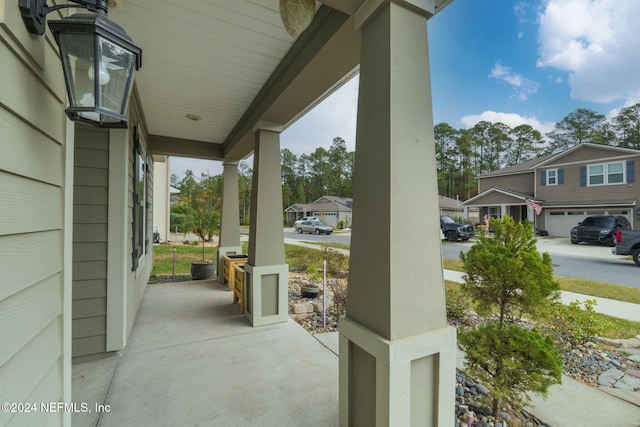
[151,242,249,276]
[301,241,351,251]
[151,244,640,338]
[442,257,640,305]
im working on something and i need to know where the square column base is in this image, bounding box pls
[339,317,456,427]
[244,263,289,327]
[216,246,243,284]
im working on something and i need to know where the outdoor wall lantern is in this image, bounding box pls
[20,0,142,128]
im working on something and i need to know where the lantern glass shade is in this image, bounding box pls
[49,13,141,128]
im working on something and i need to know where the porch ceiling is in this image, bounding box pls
[108,0,452,161]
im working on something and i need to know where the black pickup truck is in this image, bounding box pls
[440,215,474,242]
[614,229,640,266]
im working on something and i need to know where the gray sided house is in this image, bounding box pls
[462,143,640,236]
[439,195,479,223]
[285,196,353,227]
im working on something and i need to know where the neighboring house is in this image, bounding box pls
[286,195,479,227]
[285,196,353,227]
[439,195,479,223]
[169,186,181,206]
[462,143,640,236]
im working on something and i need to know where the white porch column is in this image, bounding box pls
[245,121,288,326]
[217,160,243,283]
[340,2,456,426]
[500,204,507,218]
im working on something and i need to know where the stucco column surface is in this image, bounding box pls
[217,160,243,283]
[245,121,288,326]
[340,1,455,426]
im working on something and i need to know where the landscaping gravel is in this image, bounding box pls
[286,273,640,426]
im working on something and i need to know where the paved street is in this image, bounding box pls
[441,237,640,289]
[282,229,640,289]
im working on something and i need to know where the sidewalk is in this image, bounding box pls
[443,270,640,321]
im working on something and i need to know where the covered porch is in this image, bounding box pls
[72,280,340,426]
[0,0,456,425]
[462,187,539,226]
[113,1,456,424]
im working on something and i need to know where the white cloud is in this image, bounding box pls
[537,0,640,104]
[461,110,555,135]
[513,2,529,24]
[170,157,225,180]
[489,63,540,101]
[281,76,359,156]
[170,77,360,179]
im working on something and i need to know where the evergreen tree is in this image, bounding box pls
[545,108,605,153]
[613,103,640,149]
[507,124,544,165]
[459,216,562,413]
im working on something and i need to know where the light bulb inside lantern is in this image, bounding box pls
[88,63,111,85]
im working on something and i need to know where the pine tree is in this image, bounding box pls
[458,216,562,413]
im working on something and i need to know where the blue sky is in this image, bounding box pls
[171,0,640,178]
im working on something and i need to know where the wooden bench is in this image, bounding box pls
[223,254,248,291]
[233,264,245,314]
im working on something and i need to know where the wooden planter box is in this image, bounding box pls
[223,254,248,291]
[233,264,245,314]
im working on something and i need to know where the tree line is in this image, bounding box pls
[168,103,640,230]
[436,104,640,201]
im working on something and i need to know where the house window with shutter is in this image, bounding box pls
[587,161,625,186]
[132,126,146,270]
[546,169,557,185]
[608,162,624,183]
[588,164,604,185]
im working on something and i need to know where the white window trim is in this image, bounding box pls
[587,161,626,186]
[546,168,558,186]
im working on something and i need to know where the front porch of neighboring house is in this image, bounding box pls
[462,188,539,229]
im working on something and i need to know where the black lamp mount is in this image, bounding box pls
[20,0,108,35]
[19,0,142,128]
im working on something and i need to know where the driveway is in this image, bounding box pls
[534,236,618,260]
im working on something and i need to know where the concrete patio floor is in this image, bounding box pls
[73,277,640,427]
[72,280,339,427]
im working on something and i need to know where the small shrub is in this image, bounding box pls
[304,265,322,282]
[327,279,348,315]
[541,299,608,345]
[337,220,345,230]
[286,246,323,270]
[322,245,349,277]
[445,287,471,324]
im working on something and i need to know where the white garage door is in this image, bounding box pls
[545,209,633,237]
[545,211,588,237]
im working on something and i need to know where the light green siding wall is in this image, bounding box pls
[73,127,109,358]
[0,4,69,425]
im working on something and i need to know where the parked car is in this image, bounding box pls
[613,229,640,266]
[570,215,631,247]
[293,216,318,227]
[296,220,333,235]
[440,215,474,242]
